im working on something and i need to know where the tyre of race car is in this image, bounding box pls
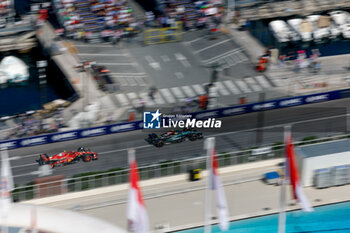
[157,141,164,147]
[197,133,203,139]
[189,135,197,141]
[83,155,92,162]
[177,138,185,143]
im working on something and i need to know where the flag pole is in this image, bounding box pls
[127,148,136,233]
[1,147,11,233]
[204,137,215,233]
[277,173,287,233]
[128,148,135,165]
[278,126,290,233]
[31,206,38,233]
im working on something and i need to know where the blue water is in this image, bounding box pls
[177,201,350,233]
[0,45,77,117]
[0,66,58,116]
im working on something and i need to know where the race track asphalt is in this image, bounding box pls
[9,98,350,185]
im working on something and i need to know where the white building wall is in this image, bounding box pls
[302,151,350,187]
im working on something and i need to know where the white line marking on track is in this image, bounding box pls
[225,57,234,66]
[171,87,185,99]
[135,77,147,86]
[115,94,129,106]
[150,63,161,70]
[109,73,146,76]
[183,37,204,44]
[12,163,37,169]
[245,77,262,92]
[78,53,128,56]
[139,92,155,106]
[273,77,288,87]
[218,59,226,67]
[127,92,138,102]
[181,86,195,97]
[144,55,155,63]
[214,82,230,96]
[126,77,137,86]
[229,56,237,65]
[175,53,186,60]
[223,80,241,95]
[9,153,39,160]
[14,173,35,178]
[160,55,170,62]
[192,84,205,95]
[175,72,184,79]
[236,51,248,61]
[255,75,271,89]
[114,76,128,86]
[145,56,161,70]
[74,44,115,48]
[236,80,251,93]
[98,63,136,66]
[181,60,191,67]
[203,48,241,64]
[159,88,176,103]
[175,53,191,67]
[208,85,218,97]
[194,39,231,54]
[153,92,165,105]
[99,145,153,155]
[231,53,240,63]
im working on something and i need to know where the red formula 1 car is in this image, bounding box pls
[36,147,98,168]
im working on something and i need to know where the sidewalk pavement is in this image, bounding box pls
[22,158,350,232]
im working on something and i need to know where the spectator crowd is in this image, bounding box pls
[53,0,142,43]
[52,0,226,43]
[4,109,64,140]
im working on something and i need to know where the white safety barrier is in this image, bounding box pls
[0,204,126,233]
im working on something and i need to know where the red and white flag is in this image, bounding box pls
[210,148,229,231]
[285,131,313,212]
[127,149,149,233]
[0,148,14,217]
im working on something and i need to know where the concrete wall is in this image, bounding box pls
[301,151,350,187]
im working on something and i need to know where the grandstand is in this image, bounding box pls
[164,0,223,30]
[53,0,135,42]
